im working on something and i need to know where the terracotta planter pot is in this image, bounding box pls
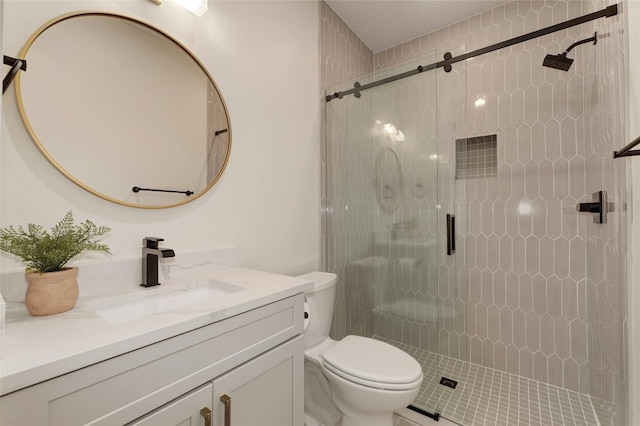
[25,267,79,316]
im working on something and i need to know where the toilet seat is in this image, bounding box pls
[321,336,423,391]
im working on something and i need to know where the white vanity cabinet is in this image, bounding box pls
[128,383,213,426]
[0,294,305,426]
[210,335,301,426]
[130,335,302,426]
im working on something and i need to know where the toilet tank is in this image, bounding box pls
[298,272,337,348]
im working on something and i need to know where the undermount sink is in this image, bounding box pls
[88,279,245,324]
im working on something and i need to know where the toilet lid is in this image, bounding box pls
[321,336,423,390]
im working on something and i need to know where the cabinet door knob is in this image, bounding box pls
[200,407,212,426]
[220,394,231,426]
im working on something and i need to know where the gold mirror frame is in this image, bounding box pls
[14,11,232,209]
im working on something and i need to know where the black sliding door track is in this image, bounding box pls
[408,405,441,421]
[325,4,619,102]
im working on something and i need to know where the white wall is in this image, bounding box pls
[0,0,321,276]
[0,0,3,269]
[628,0,640,423]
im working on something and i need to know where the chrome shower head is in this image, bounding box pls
[542,31,597,71]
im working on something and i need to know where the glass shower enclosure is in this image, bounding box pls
[322,4,628,425]
[323,50,466,418]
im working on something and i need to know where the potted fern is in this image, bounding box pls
[0,211,110,316]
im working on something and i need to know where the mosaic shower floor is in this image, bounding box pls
[378,337,601,426]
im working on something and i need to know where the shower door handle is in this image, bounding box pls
[446,214,456,255]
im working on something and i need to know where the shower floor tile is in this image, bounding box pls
[378,337,600,426]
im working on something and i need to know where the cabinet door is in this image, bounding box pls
[128,383,213,426]
[212,336,304,426]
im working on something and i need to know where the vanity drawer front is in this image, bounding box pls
[0,294,303,426]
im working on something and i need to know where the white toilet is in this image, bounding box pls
[300,272,423,426]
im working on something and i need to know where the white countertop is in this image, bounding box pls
[0,266,312,396]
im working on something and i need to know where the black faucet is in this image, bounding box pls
[141,237,175,287]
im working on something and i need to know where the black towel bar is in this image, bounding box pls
[132,186,194,196]
[3,55,27,95]
[614,135,640,158]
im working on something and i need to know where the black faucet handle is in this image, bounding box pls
[143,237,165,249]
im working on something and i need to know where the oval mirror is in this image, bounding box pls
[15,12,231,208]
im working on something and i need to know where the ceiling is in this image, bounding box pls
[324,0,510,53]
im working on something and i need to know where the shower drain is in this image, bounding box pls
[439,377,458,389]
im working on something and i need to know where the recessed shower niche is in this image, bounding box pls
[455,135,497,180]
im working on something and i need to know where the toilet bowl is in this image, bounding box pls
[300,272,423,426]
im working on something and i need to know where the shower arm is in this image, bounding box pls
[561,33,597,57]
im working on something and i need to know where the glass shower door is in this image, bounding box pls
[323,51,446,419]
[426,47,469,421]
